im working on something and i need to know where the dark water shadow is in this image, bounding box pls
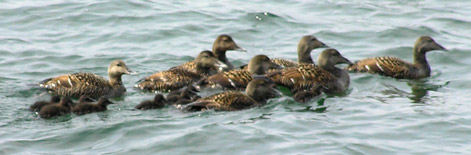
[407,80,450,104]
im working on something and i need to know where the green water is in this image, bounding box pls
[1,0,470,154]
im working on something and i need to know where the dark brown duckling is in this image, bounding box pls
[240,35,327,70]
[30,95,61,112]
[346,36,446,79]
[198,55,281,90]
[135,51,227,92]
[135,94,167,110]
[291,82,323,103]
[184,79,280,111]
[72,97,114,115]
[176,34,244,71]
[39,96,74,118]
[39,60,134,99]
[167,85,200,103]
[271,48,352,94]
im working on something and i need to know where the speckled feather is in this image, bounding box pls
[173,60,219,76]
[270,64,337,91]
[347,56,412,78]
[40,72,120,99]
[189,91,258,111]
[136,68,202,92]
[203,69,253,89]
[271,58,298,68]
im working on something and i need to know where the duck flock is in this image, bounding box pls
[31,34,446,118]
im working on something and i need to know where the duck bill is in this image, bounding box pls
[340,56,353,65]
[125,67,137,75]
[433,42,447,51]
[269,61,283,70]
[233,44,247,52]
[319,41,329,48]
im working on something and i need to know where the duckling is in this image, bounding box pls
[39,96,74,118]
[167,85,200,103]
[136,51,226,92]
[198,55,281,90]
[240,35,327,69]
[39,60,134,99]
[77,95,95,104]
[271,48,352,94]
[346,36,446,79]
[72,97,114,115]
[135,94,167,110]
[175,34,244,71]
[184,79,280,111]
[30,95,61,112]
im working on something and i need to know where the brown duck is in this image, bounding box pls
[271,49,352,95]
[167,85,200,105]
[184,79,280,111]
[175,34,244,71]
[198,55,281,90]
[39,96,74,118]
[135,50,227,92]
[72,96,114,115]
[135,94,167,110]
[39,60,133,99]
[30,95,61,112]
[346,36,446,79]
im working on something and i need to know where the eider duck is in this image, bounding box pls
[30,95,61,112]
[346,36,446,79]
[77,95,95,104]
[198,55,281,90]
[184,79,280,111]
[39,60,133,99]
[72,96,114,115]
[39,96,74,118]
[271,48,352,95]
[240,35,327,69]
[135,51,227,92]
[175,34,243,71]
[135,94,167,110]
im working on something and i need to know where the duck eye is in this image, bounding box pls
[117,64,122,66]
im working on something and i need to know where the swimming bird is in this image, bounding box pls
[184,79,280,111]
[240,35,327,69]
[39,96,74,118]
[175,34,243,71]
[135,51,227,92]
[198,55,281,90]
[30,95,61,112]
[345,36,446,79]
[39,60,133,99]
[135,94,167,110]
[71,96,114,115]
[271,48,352,95]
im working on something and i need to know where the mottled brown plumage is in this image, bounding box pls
[39,96,74,118]
[39,60,133,99]
[175,34,243,71]
[346,36,446,79]
[198,55,281,90]
[30,95,61,112]
[271,49,352,94]
[136,51,226,92]
[135,94,167,110]
[167,85,200,104]
[72,97,113,115]
[185,79,280,111]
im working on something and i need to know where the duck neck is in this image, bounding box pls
[413,47,431,75]
[212,47,228,64]
[297,46,314,64]
[109,74,123,86]
[320,63,342,78]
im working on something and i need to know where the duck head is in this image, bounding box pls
[246,79,280,102]
[415,36,446,53]
[248,55,282,75]
[317,48,352,71]
[297,35,328,64]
